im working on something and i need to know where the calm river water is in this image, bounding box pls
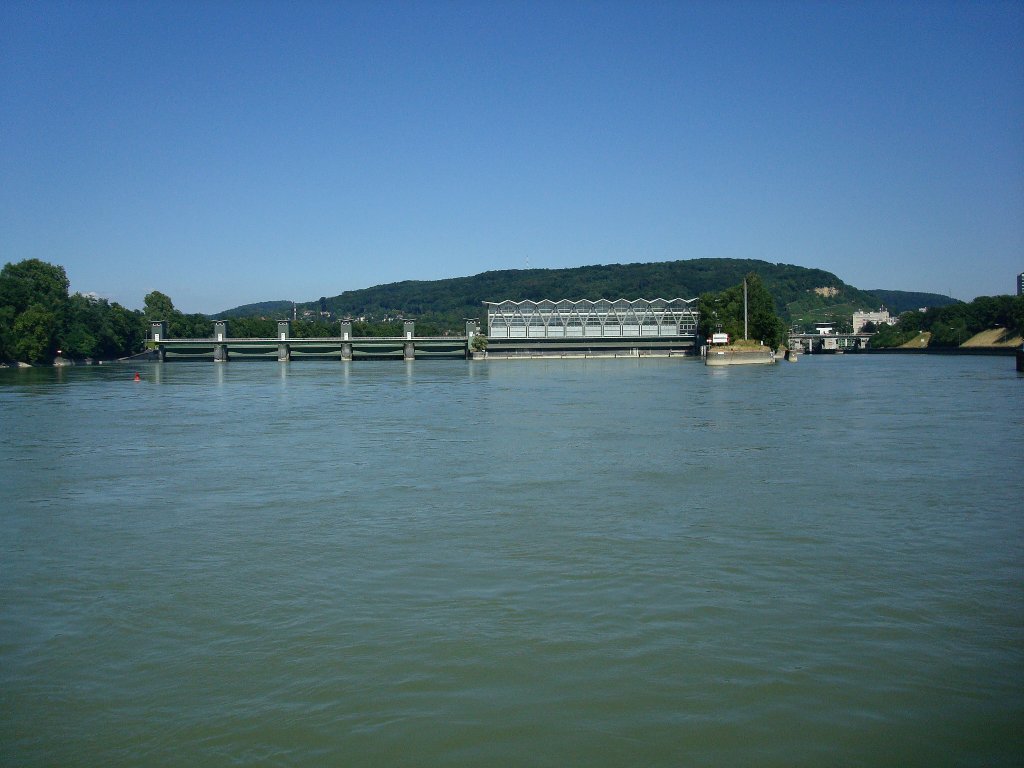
[1,355,1022,766]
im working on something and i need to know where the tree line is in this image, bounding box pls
[0,259,455,364]
[0,259,147,364]
[870,294,1024,348]
[0,260,232,364]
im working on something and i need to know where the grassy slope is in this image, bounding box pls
[961,328,1023,348]
[900,332,932,348]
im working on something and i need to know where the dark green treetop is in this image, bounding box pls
[697,273,786,348]
[0,259,147,363]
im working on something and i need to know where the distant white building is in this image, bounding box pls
[852,309,892,333]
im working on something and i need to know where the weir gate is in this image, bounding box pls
[149,311,701,361]
[149,320,475,361]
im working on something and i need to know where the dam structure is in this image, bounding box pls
[148,320,478,361]
[482,298,700,358]
[148,298,701,362]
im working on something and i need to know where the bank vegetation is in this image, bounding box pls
[869,295,1024,348]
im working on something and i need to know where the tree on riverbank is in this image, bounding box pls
[0,259,146,363]
[144,290,213,339]
[64,293,147,359]
[0,259,70,363]
[870,294,1024,348]
[697,273,786,349]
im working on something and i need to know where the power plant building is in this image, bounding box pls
[484,298,699,339]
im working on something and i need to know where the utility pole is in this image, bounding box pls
[743,278,748,340]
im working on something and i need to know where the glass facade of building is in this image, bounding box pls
[485,298,699,339]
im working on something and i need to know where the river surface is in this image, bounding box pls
[1,355,1022,766]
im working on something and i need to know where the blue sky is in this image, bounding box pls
[2,1,1022,313]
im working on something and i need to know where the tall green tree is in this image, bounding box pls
[0,260,70,363]
[143,290,176,322]
[0,259,70,315]
[0,259,147,362]
[142,290,212,338]
[58,293,145,359]
[0,305,14,360]
[106,303,146,356]
[698,273,785,348]
[12,303,59,363]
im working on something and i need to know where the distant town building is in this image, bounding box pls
[814,323,834,336]
[852,309,892,333]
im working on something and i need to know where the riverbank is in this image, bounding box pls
[865,346,1018,356]
[961,327,1023,348]
[888,327,1021,354]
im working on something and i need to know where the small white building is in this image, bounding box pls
[852,309,892,333]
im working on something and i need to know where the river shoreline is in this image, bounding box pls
[863,346,1018,356]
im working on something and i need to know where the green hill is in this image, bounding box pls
[213,259,954,334]
[215,299,294,319]
[863,289,960,315]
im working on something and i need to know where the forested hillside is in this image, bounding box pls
[864,289,959,315]
[320,259,872,323]
[219,259,932,334]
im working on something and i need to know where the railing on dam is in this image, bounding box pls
[148,320,478,361]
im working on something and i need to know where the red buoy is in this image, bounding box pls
[134,372,141,382]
